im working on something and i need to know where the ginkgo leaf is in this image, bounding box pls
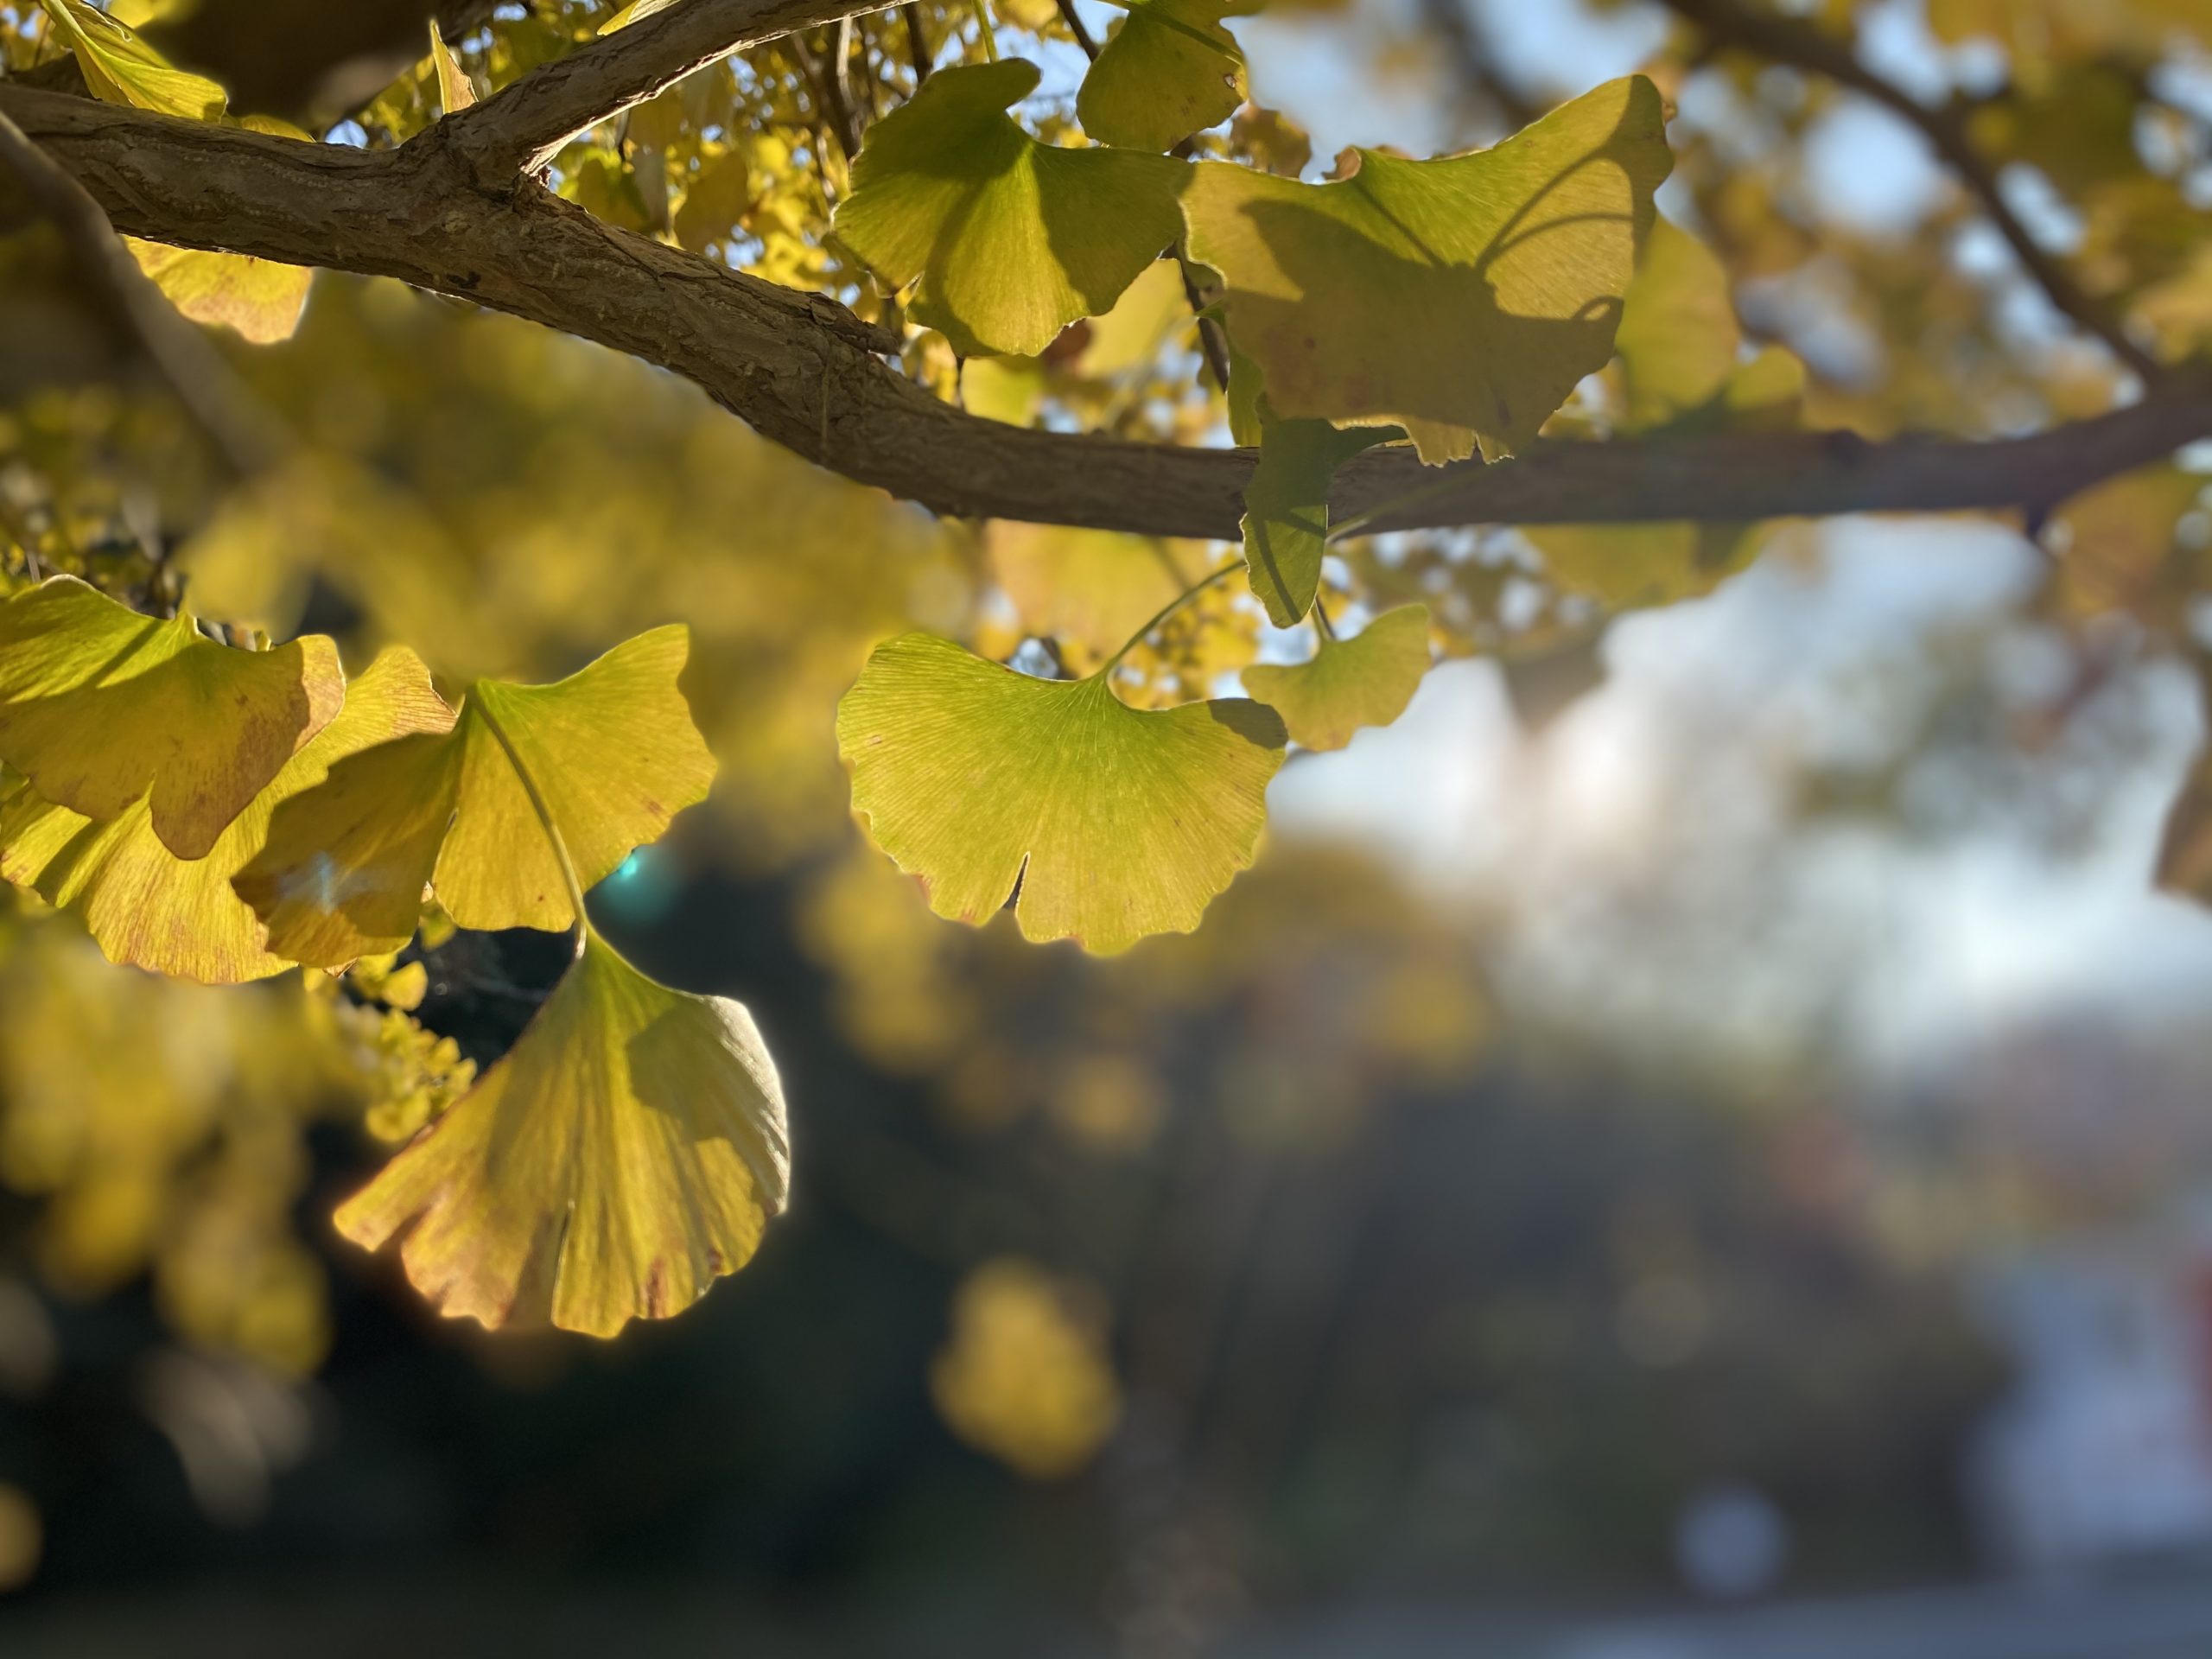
[0,577,343,860]
[236,626,716,964]
[427,22,476,114]
[1077,0,1256,154]
[1242,604,1430,750]
[837,632,1286,954]
[121,118,316,344]
[1523,520,1763,613]
[1613,216,1738,429]
[834,60,1185,358]
[125,238,313,345]
[1179,75,1671,461]
[987,521,1197,663]
[335,931,790,1338]
[674,148,752,252]
[598,0,683,33]
[37,0,225,120]
[0,648,453,983]
[1242,416,1392,626]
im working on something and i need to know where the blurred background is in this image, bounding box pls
[5,0,2212,1653]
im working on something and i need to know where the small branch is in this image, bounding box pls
[785,29,859,162]
[442,0,906,178]
[0,108,278,479]
[900,3,932,81]
[1054,0,1100,60]
[10,85,2209,539]
[1661,0,2162,382]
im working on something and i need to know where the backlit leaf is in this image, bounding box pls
[987,521,1194,664]
[0,649,452,983]
[36,0,224,121]
[1523,520,1763,613]
[0,577,343,860]
[836,632,1286,953]
[335,932,790,1338]
[125,239,313,345]
[674,148,753,252]
[236,626,716,965]
[1613,217,1738,429]
[1180,76,1671,461]
[835,60,1185,358]
[1242,604,1430,750]
[1077,0,1256,153]
[1242,416,1392,626]
[427,22,477,114]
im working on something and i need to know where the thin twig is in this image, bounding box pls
[0,108,279,478]
[1660,0,2162,382]
[1054,0,1100,60]
[900,2,932,81]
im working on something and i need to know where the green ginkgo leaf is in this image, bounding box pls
[1243,604,1430,750]
[1612,216,1738,429]
[1243,416,1392,626]
[836,632,1286,953]
[1523,520,1765,613]
[37,0,226,120]
[235,626,716,965]
[835,60,1185,358]
[1179,75,1671,462]
[1077,0,1257,153]
[0,576,344,860]
[336,931,791,1338]
[1,648,453,983]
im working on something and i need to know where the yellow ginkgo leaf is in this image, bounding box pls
[122,121,317,345]
[124,239,314,345]
[0,649,452,983]
[1242,604,1431,751]
[426,22,476,115]
[0,576,344,860]
[836,632,1287,954]
[236,626,716,964]
[37,0,225,121]
[335,931,791,1338]
[1179,76,1671,462]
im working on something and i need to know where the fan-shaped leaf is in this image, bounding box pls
[125,238,313,345]
[1180,76,1671,462]
[336,933,790,1338]
[835,60,1185,358]
[1077,0,1256,153]
[37,0,225,120]
[236,626,716,965]
[1242,416,1392,626]
[0,649,452,983]
[836,633,1286,953]
[1243,604,1429,750]
[0,577,343,860]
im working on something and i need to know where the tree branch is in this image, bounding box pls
[9,85,2208,539]
[442,0,904,179]
[1660,0,2163,383]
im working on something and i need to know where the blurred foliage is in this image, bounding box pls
[0,0,2210,1637]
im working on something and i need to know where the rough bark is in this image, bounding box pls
[3,81,2207,538]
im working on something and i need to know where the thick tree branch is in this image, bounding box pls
[443,0,903,179]
[8,86,2208,539]
[1660,0,2163,383]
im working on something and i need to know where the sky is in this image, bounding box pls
[1209,0,2212,1075]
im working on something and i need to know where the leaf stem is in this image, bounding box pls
[1103,560,1241,671]
[971,0,999,60]
[1324,465,1469,544]
[472,694,592,957]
